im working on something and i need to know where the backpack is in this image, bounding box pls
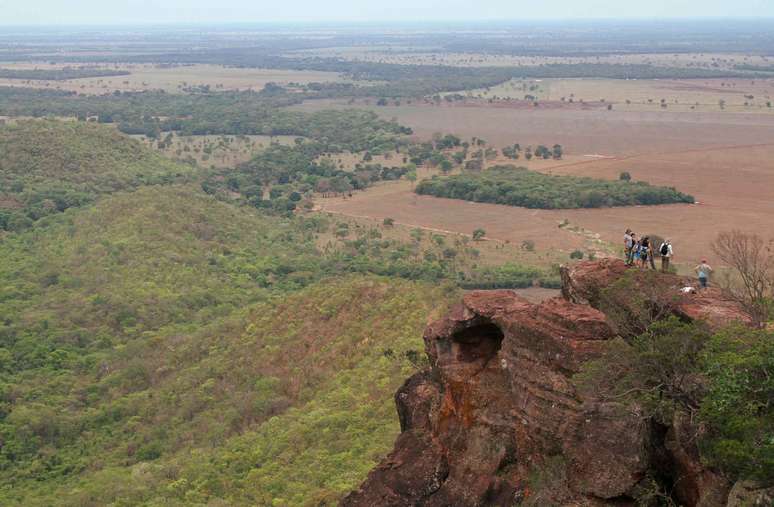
[660,243,669,256]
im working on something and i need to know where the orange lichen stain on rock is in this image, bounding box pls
[438,379,478,431]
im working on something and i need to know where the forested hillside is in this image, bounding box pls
[0,182,459,505]
[0,121,541,505]
[0,121,192,230]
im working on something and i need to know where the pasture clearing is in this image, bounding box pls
[314,142,774,267]
[314,177,617,267]
[290,98,774,156]
[460,78,774,113]
[301,98,774,266]
[134,133,299,168]
[0,63,350,94]
[286,48,774,71]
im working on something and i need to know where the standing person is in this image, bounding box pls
[638,238,648,268]
[695,259,713,289]
[641,236,656,270]
[631,234,641,267]
[659,239,673,273]
[624,229,633,265]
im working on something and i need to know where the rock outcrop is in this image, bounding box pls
[343,260,751,507]
[561,259,752,331]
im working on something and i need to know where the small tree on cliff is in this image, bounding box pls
[712,230,774,327]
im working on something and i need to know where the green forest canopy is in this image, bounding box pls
[415,165,695,209]
[0,120,194,230]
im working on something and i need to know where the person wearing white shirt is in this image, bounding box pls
[659,239,673,272]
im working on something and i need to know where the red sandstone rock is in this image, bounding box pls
[561,259,751,331]
[345,290,644,506]
[345,261,751,507]
[675,287,753,329]
[561,258,630,306]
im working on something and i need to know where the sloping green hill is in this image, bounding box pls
[0,120,194,230]
[0,185,455,506]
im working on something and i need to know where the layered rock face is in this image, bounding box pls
[343,260,751,507]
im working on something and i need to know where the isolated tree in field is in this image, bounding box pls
[552,144,563,159]
[619,171,632,181]
[712,230,774,327]
[472,228,486,241]
[383,217,395,227]
[405,170,418,187]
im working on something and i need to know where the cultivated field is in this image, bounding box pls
[0,63,350,94]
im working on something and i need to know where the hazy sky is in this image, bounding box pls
[0,0,772,25]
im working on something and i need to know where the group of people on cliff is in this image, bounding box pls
[623,229,713,288]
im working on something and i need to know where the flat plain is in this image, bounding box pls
[0,63,350,94]
[297,95,774,266]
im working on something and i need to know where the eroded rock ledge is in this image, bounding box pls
[343,260,751,507]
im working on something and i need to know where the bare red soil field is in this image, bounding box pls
[318,142,774,267]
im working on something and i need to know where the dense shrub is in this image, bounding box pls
[578,316,773,484]
[700,326,774,482]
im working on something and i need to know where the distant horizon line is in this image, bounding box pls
[2,16,774,29]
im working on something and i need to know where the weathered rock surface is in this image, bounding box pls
[343,260,753,507]
[561,259,752,331]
